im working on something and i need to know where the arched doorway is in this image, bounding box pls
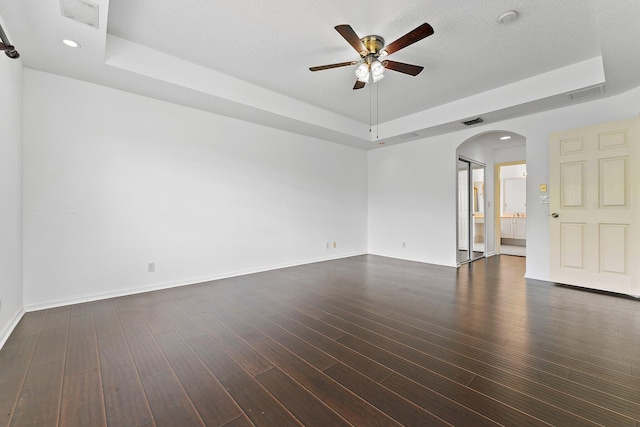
[456,131,526,265]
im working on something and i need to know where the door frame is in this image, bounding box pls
[494,160,526,255]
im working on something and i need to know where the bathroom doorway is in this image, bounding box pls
[496,162,526,256]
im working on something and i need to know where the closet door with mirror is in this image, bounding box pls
[457,157,485,264]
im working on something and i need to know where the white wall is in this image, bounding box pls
[369,86,640,278]
[494,145,526,164]
[0,33,24,347]
[16,67,640,312]
[22,69,368,309]
[500,164,527,180]
[368,138,457,266]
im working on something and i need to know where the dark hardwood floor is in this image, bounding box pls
[1,255,640,426]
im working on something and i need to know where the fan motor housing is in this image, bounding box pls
[360,35,385,56]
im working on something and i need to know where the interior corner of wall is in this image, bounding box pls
[0,307,26,351]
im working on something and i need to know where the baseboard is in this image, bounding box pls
[367,251,458,268]
[23,251,367,312]
[553,282,640,300]
[0,307,25,351]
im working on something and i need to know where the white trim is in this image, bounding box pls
[0,308,26,351]
[24,252,366,312]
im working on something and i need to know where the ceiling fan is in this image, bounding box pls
[310,23,434,90]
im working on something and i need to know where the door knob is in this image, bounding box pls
[551,213,559,218]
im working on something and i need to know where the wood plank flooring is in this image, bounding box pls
[1,254,640,426]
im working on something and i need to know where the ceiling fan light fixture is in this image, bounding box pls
[371,60,385,77]
[311,23,434,90]
[357,71,370,83]
[355,63,370,82]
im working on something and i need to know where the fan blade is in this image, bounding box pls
[335,24,368,55]
[384,60,424,76]
[309,61,357,72]
[382,23,434,56]
[353,80,366,90]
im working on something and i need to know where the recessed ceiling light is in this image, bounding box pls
[61,39,81,48]
[500,135,512,140]
[498,10,518,25]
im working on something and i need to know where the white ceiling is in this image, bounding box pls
[1,0,640,149]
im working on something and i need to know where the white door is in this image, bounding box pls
[549,117,639,295]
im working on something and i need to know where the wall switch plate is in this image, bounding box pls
[402,242,406,248]
[325,242,330,249]
[148,262,155,272]
[333,242,336,248]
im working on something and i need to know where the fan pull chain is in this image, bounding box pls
[376,82,379,139]
[369,81,372,133]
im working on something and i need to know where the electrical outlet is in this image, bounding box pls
[325,242,330,249]
[333,242,336,248]
[402,242,406,248]
[148,262,155,273]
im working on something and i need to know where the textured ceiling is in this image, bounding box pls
[1,0,640,149]
[107,0,601,123]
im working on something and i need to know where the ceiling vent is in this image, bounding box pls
[60,0,99,29]
[568,85,605,101]
[461,117,484,126]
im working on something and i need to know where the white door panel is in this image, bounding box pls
[549,117,639,296]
